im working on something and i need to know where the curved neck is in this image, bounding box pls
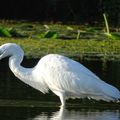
[8,46,49,93]
[8,54,49,93]
[9,54,32,81]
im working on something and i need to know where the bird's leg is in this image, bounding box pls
[59,93,66,107]
[52,90,66,107]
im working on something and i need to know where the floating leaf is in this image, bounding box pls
[38,30,57,39]
[44,31,57,38]
[0,26,12,37]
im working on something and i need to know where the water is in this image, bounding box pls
[0,58,120,120]
[0,106,119,120]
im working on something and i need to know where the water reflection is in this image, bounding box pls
[32,107,120,120]
[0,105,120,120]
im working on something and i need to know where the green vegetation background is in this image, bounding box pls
[0,20,120,61]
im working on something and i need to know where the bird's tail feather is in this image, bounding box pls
[100,83,120,102]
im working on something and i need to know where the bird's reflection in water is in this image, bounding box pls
[31,107,120,120]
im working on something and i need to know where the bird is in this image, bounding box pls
[0,43,120,107]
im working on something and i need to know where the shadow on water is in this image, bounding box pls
[0,58,120,120]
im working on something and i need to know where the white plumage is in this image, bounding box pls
[0,43,120,107]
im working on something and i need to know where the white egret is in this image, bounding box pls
[0,43,120,107]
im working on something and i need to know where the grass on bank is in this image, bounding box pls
[0,37,120,61]
[0,20,120,61]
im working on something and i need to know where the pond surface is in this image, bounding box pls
[0,106,120,120]
[0,58,120,120]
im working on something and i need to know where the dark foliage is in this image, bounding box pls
[0,0,119,26]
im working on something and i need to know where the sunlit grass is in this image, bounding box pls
[0,37,120,61]
[0,20,120,61]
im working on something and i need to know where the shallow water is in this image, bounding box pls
[0,106,119,120]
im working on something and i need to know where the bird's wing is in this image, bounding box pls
[37,54,120,101]
[44,55,103,96]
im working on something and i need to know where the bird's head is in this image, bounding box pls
[0,43,23,60]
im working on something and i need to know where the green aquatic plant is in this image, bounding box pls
[103,13,120,40]
[44,30,57,39]
[37,24,58,39]
[38,30,58,39]
[103,13,111,36]
[77,30,80,40]
[0,26,12,37]
[9,28,27,37]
